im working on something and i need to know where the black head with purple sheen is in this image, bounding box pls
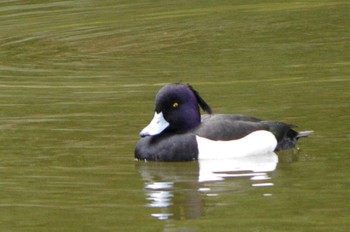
[153,83,212,134]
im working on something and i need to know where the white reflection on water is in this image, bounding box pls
[137,152,278,220]
[145,182,174,208]
[198,153,277,182]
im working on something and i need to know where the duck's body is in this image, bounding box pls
[135,84,312,162]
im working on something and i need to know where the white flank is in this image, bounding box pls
[140,112,169,136]
[196,130,277,160]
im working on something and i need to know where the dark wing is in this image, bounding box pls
[201,114,262,123]
[196,114,268,141]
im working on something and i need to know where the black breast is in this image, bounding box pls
[135,132,198,162]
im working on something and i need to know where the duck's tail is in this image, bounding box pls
[274,128,313,151]
[296,130,314,138]
[263,121,313,151]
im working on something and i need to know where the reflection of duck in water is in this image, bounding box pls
[136,162,203,220]
[136,154,279,220]
[135,83,312,161]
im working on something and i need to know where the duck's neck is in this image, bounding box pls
[171,107,201,134]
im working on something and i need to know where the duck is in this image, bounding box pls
[135,83,312,162]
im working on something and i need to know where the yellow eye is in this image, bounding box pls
[172,102,179,108]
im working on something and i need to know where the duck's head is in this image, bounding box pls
[140,84,212,137]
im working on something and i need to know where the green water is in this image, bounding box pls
[1,0,349,231]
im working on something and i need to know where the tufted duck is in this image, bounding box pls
[135,83,312,161]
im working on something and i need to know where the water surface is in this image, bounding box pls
[1,1,349,231]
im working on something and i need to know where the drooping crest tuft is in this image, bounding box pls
[187,84,212,114]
